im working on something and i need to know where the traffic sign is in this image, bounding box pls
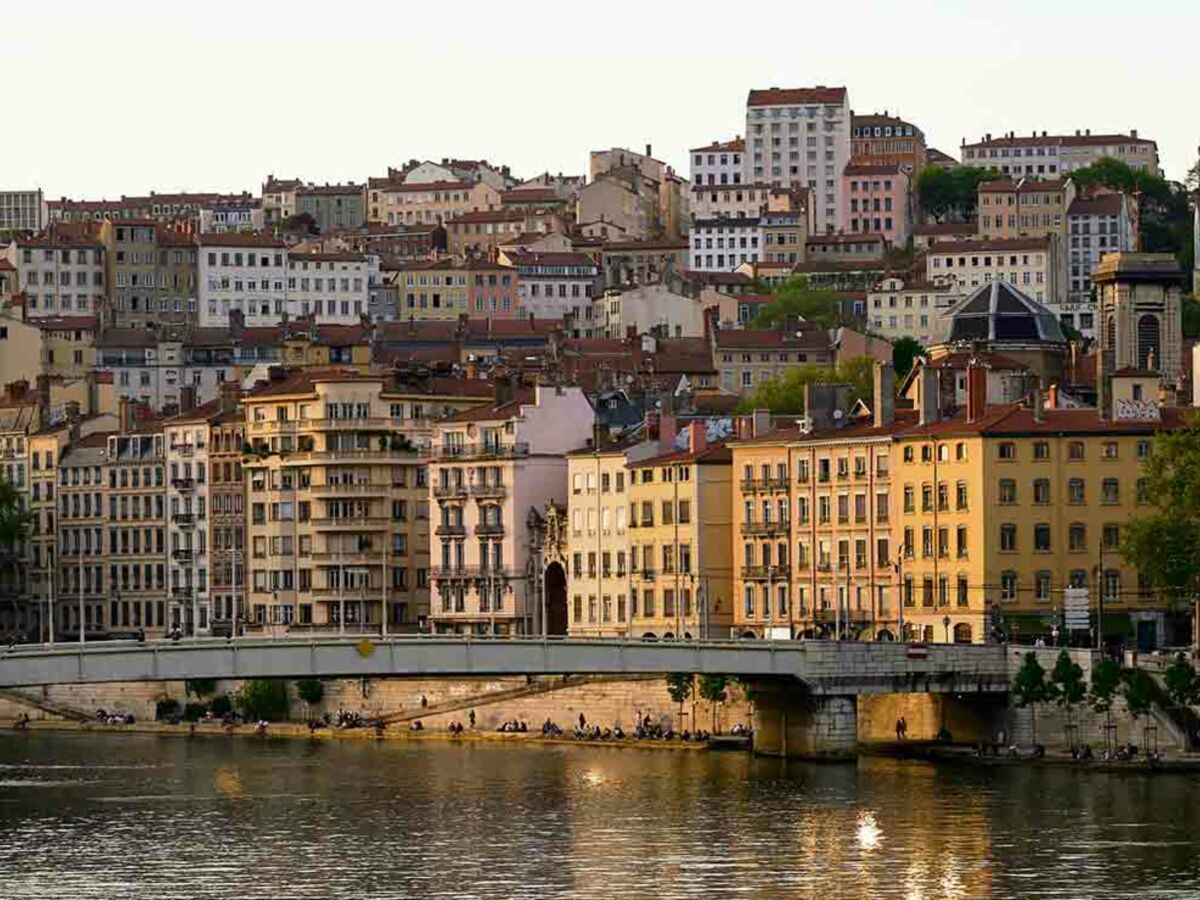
[1063,587,1090,630]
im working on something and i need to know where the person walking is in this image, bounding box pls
[468,709,476,730]
[900,717,908,739]
[895,718,904,741]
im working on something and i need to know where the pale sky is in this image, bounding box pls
[6,0,1197,199]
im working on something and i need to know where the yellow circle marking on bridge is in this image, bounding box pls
[356,639,376,659]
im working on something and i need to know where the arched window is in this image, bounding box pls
[1137,314,1161,369]
[953,622,973,643]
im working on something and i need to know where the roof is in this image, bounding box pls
[690,138,746,153]
[296,183,364,196]
[943,280,1067,345]
[502,250,597,269]
[715,327,831,350]
[926,148,958,164]
[927,237,1050,255]
[1091,252,1184,284]
[288,251,367,263]
[34,316,99,331]
[600,239,689,252]
[851,114,924,136]
[979,178,1069,194]
[500,189,561,205]
[963,132,1157,149]
[1068,194,1125,217]
[901,403,1187,439]
[627,443,731,467]
[747,87,847,107]
[843,163,906,176]
[446,209,527,225]
[678,270,753,286]
[441,389,536,424]
[807,233,885,246]
[376,180,475,194]
[244,368,381,399]
[196,232,286,248]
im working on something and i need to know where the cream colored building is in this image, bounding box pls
[866,276,959,345]
[926,237,1061,307]
[367,179,500,226]
[977,178,1074,239]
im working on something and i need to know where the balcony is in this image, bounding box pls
[474,523,505,537]
[470,483,507,500]
[638,569,656,581]
[741,520,789,536]
[284,449,415,464]
[171,585,194,599]
[172,513,195,527]
[171,478,195,491]
[425,442,530,461]
[309,586,385,599]
[309,550,381,563]
[311,516,388,530]
[434,523,467,537]
[170,444,204,458]
[172,548,194,562]
[743,565,791,580]
[434,483,469,500]
[311,482,389,497]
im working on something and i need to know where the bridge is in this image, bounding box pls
[0,637,1018,758]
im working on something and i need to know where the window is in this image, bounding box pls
[1000,524,1017,552]
[999,479,1016,504]
[955,481,968,510]
[1033,441,1049,460]
[1001,571,1017,602]
[956,525,968,559]
[1034,524,1051,552]
[1068,478,1085,504]
[998,442,1016,460]
[1103,523,1121,551]
[1136,440,1152,459]
[1102,441,1119,460]
[1136,478,1150,505]
[957,575,969,608]
[1069,524,1087,552]
[1033,478,1050,505]
[1068,442,1085,461]
[1101,478,1120,504]
[1035,571,1051,603]
[1103,570,1120,603]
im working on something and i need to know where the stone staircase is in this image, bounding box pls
[0,687,92,722]
[378,674,661,725]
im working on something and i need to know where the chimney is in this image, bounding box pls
[493,371,513,407]
[1031,385,1044,423]
[918,364,941,426]
[966,362,988,423]
[219,379,240,414]
[688,420,707,454]
[179,385,196,414]
[1047,383,1059,410]
[118,398,135,433]
[645,143,652,159]
[1130,129,1138,139]
[65,400,81,442]
[752,408,772,438]
[873,361,895,427]
[35,373,50,426]
[659,412,677,451]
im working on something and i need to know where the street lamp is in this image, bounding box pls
[942,614,951,644]
[893,549,906,642]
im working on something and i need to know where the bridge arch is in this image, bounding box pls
[544,562,568,636]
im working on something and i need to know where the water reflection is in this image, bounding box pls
[0,732,1197,898]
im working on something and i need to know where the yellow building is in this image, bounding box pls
[564,444,633,637]
[626,423,733,639]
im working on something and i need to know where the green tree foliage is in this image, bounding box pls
[665,673,692,706]
[749,276,845,329]
[210,695,233,718]
[1182,296,1200,340]
[1069,157,1194,272]
[1122,668,1155,726]
[185,679,217,698]
[1050,651,1086,745]
[917,165,998,223]
[736,356,877,416]
[183,702,208,722]
[295,678,325,707]
[1090,658,1123,750]
[1122,416,1200,611]
[0,479,31,635]
[698,674,729,732]
[891,337,924,379]
[1011,652,1053,744]
[237,679,290,722]
[1163,654,1199,709]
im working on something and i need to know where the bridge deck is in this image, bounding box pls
[0,637,1013,692]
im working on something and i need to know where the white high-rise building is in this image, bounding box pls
[745,86,850,235]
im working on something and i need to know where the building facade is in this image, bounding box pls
[961,130,1159,177]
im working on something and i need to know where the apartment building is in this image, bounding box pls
[10,229,106,318]
[498,250,601,323]
[427,381,593,635]
[0,189,45,234]
[690,138,744,187]
[198,196,263,234]
[760,209,807,266]
[926,237,1060,306]
[445,209,555,257]
[286,252,370,324]
[242,370,434,633]
[205,384,245,636]
[961,129,1159,176]
[56,432,109,639]
[600,240,689,289]
[197,232,288,327]
[99,220,198,328]
[564,443,637,636]
[627,425,733,639]
[394,258,520,320]
[842,164,911,247]
[367,179,499,227]
[295,184,366,234]
[977,178,1074,240]
[866,276,959,345]
[1065,194,1134,309]
[850,113,926,175]
[745,86,850,234]
[689,218,761,272]
[261,176,303,225]
[715,328,835,394]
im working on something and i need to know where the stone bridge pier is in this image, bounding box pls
[747,680,859,759]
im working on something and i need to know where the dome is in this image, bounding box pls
[944,280,1066,345]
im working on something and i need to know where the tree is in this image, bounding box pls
[917,165,998,223]
[892,337,924,379]
[749,276,846,329]
[185,679,217,699]
[1163,653,1199,709]
[1050,651,1086,748]
[736,356,877,416]
[698,674,729,733]
[1070,157,1194,273]
[237,679,290,722]
[1183,296,1200,341]
[1090,658,1122,752]
[1122,415,1200,632]
[0,480,31,638]
[665,673,692,728]
[1011,652,1053,745]
[1122,668,1155,744]
[295,678,325,715]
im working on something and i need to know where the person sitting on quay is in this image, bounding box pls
[409,720,424,732]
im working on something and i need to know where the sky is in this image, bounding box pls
[5,0,1198,200]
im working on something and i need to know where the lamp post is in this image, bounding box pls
[893,549,906,642]
[942,614,951,644]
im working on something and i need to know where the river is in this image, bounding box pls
[0,731,1198,898]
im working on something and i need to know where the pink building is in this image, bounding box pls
[841,164,911,248]
[427,379,594,635]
